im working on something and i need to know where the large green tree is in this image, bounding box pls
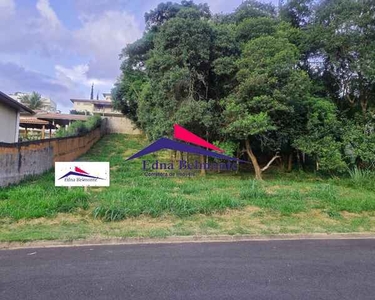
[222,33,311,180]
[310,0,375,114]
[139,8,216,139]
[112,0,375,178]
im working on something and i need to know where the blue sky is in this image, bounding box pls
[0,0,276,112]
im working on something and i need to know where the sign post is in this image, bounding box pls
[55,162,110,188]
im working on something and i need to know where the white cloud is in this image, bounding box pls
[0,61,74,112]
[0,0,69,56]
[55,64,113,88]
[36,0,61,28]
[53,9,142,94]
[0,0,264,111]
[73,0,130,16]
[55,64,89,88]
[0,0,14,19]
[73,10,142,79]
[0,0,15,17]
[0,0,142,105]
[0,62,68,93]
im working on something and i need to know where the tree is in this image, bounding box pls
[145,0,210,29]
[90,83,94,100]
[342,114,375,168]
[138,7,217,139]
[234,0,276,23]
[70,110,87,115]
[280,0,314,28]
[222,35,309,180]
[20,92,43,110]
[310,0,375,114]
[112,0,375,177]
[236,17,278,42]
[293,97,346,172]
[112,68,147,126]
[112,29,155,127]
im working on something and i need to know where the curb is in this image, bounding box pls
[1,233,375,250]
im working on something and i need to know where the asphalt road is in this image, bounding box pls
[1,239,375,300]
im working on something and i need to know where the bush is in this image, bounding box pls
[55,116,101,138]
[346,167,375,191]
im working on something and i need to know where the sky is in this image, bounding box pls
[0,0,276,112]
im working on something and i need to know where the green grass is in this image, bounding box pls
[1,134,375,242]
[0,176,89,220]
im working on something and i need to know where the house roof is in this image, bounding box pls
[0,91,34,114]
[36,113,88,121]
[70,99,113,106]
[20,117,50,125]
[19,117,56,129]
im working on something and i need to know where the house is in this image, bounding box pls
[9,91,57,112]
[102,93,112,101]
[70,93,122,117]
[0,91,34,143]
[70,93,141,135]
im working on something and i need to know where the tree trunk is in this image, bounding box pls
[245,139,262,180]
[236,149,240,174]
[287,153,293,173]
[296,151,301,170]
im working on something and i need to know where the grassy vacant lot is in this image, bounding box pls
[1,134,375,242]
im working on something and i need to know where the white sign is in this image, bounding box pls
[55,162,110,187]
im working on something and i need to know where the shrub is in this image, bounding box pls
[55,116,101,138]
[348,167,373,183]
[346,167,375,191]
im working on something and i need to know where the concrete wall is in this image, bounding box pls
[0,102,18,143]
[105,116,141,135]
[0,127,102,187]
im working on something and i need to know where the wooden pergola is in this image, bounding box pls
[19,117,56,139]
[36,113,89,138]
[36,113,88,127]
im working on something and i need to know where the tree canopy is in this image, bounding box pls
[20,92,43,110]
[112,0,375,179]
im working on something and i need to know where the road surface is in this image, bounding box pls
[1,239,375,299]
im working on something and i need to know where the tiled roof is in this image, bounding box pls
[36,113,88,121]
[20,117,49,125]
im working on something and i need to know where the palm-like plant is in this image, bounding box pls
[20,92,44,110]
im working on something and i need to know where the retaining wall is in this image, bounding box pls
[105,116,141,134]
[0,127,102,187]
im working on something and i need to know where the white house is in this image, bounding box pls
[0,91,34,143]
